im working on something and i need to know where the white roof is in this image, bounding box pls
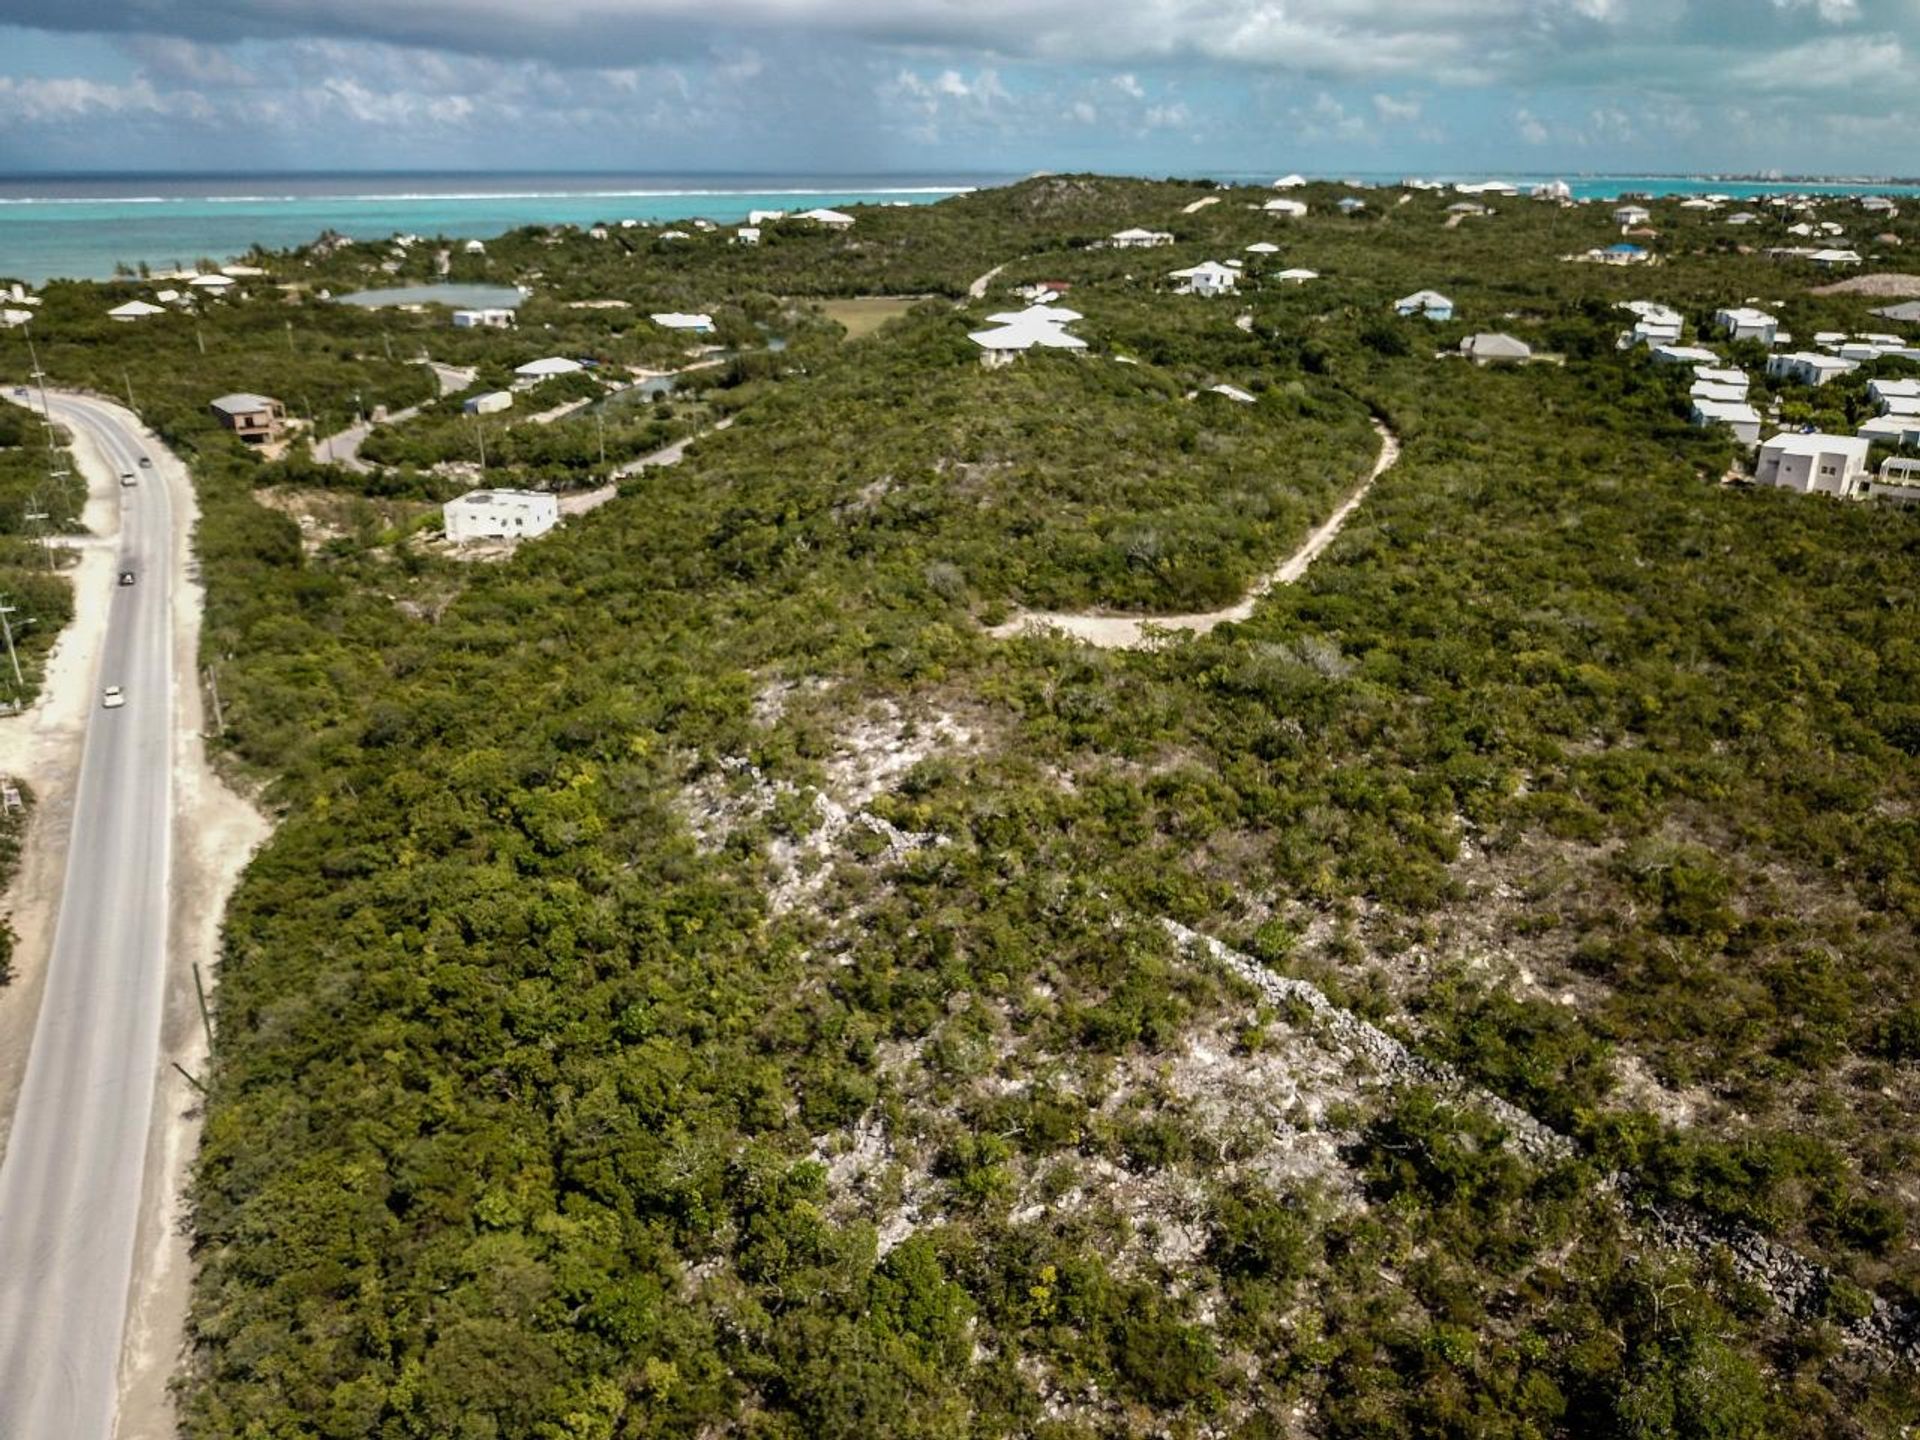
[650,312,714,330]
[188,273,236,287]
[1621,300,1681,323]
[1718,306,1776,326]
[1691,381,1749,404]
[968,321,1087,353]
[108,300,164,317]
[515,356,585,377]
[1463,332,1531,358]
[1,308,35,328]
[986,304,1082,324]
[1397,289,1452,308]
[447,488,555,510]
[1112,226,1172,241]
[1207,384,1257,403]
[1693,399,1760,426]
[1810,248,1861,263]
[1263,198,1308,214]
[1762,432,1870,460]
[209,392,278,414]
[1244,242,1281,254]
[1272,174,1307,188]
[1860,416,1920,441]
[1868,378,1920,400]
[1651,345,1720,363]
[796,207,854,225]
[1276,268,1319,281]
[1171,261,1238,281]
[1694,366,1747,386]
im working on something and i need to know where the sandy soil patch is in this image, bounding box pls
[1809,273,1920,297]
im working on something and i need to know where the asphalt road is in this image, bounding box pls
[0,393,176,1439]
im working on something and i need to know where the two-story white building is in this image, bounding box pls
[1170,261,1239,297]
[1766,352,1858,387]
[1753,433,1872,497]
[1714,307,1778,345]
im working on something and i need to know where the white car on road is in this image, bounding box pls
[101,685,125,710]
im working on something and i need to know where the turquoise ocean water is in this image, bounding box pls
[3,170,1918,285]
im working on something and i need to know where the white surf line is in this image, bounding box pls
[991,420,1400,651]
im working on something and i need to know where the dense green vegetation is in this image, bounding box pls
[0,397,83,708]
[5,174,1919,1436]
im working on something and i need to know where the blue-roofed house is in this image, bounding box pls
[1395,290,1454,321]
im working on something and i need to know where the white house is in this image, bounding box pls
[795,207,855,229]
[733,227,761,245]
[1858,415,1920,448]
[1692,399,1762,445]
[1631,316,1684,347]
[1726,211,1760,226]
[1531,180,1572,201]
[651,312,715,333]
[1694,366,1749,393]
[1715,307,1778,345]
[1170,261,1238,297]
[515,356,586,381]
[1271,174,1307,189]
[967,315,1087,368]
[1766,351,1857,386]
[453,308,515,329]
[463,391,514,416]
[443,489,560,543]
[987,304,1082,325]
[1868,378,1920,408]
[1650,345,1720,366]
[748,209,786,226]
[1111,227,1175,248]
[1865,456,1920,506]
[1614,204,1652,226]
[1337,197,1367,215]
[1275,268,1319,283]
[108,300,165,321]
[1395,290,1453,321]
[188,273,237,292]
[1263,198,1308,218]
[1461,333,1531,364]
[463,239,487,254]
[1691,380,1749,406]
[1754,433,1871,496]
[1245,242,1281,255]
[1809,248,1862,268]
[0,309,30,329]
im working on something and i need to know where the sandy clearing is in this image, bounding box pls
[0,399,123,1157]
[114,399,271,1439]
[989,419,1400,650]
[1809,273,1920,298]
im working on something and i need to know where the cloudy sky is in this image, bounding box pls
[0,0,1915,176]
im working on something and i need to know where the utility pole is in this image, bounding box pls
[0,598,23,690]
[196,324,206,356]
[122,367,137,413]
[596,410,606,468]
[22,494,53,573]
[474,418,487,470]
[285,320,294,356]
[382,331,393,363]
[24,330,55,448]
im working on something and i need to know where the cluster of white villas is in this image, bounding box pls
[101,269,254,321]
[1628,295,1920,503]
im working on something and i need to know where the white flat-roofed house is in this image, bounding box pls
[1395,290,1453,320]
[1715,307,1778,345]
[967,316,1088,369]
[1877,394,1920,419]
[1693,366,1749,394]
[1111,227,1175,248]
[1614,204,1652,226]
[1631,316,1684,347]
[1865,456,1920,505]
[1170,261,1239,296]
[514,356,586,381]
[1754,432,1871,496]
[1869,377,1920,408]
[1650,344,1720,366]
[1810,248,1862,268]
[452,308,515,329]
[795,207,855,229]
[1691,380,1749,406]
[651,312,716,333]
[1858,415,1920,448]
[733,227,761,245]
[463,390,513,416]
[1692,399,1762,445]
[1766,351,1858,386]
[1263,198,1308,218]
[209,392,286,445]
[748,210,786,226]
[444,489,560,543]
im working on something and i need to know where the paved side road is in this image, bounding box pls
[0,394,178,1439]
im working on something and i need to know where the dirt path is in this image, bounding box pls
[966,261,1014,301]
[991,420,1400,649]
